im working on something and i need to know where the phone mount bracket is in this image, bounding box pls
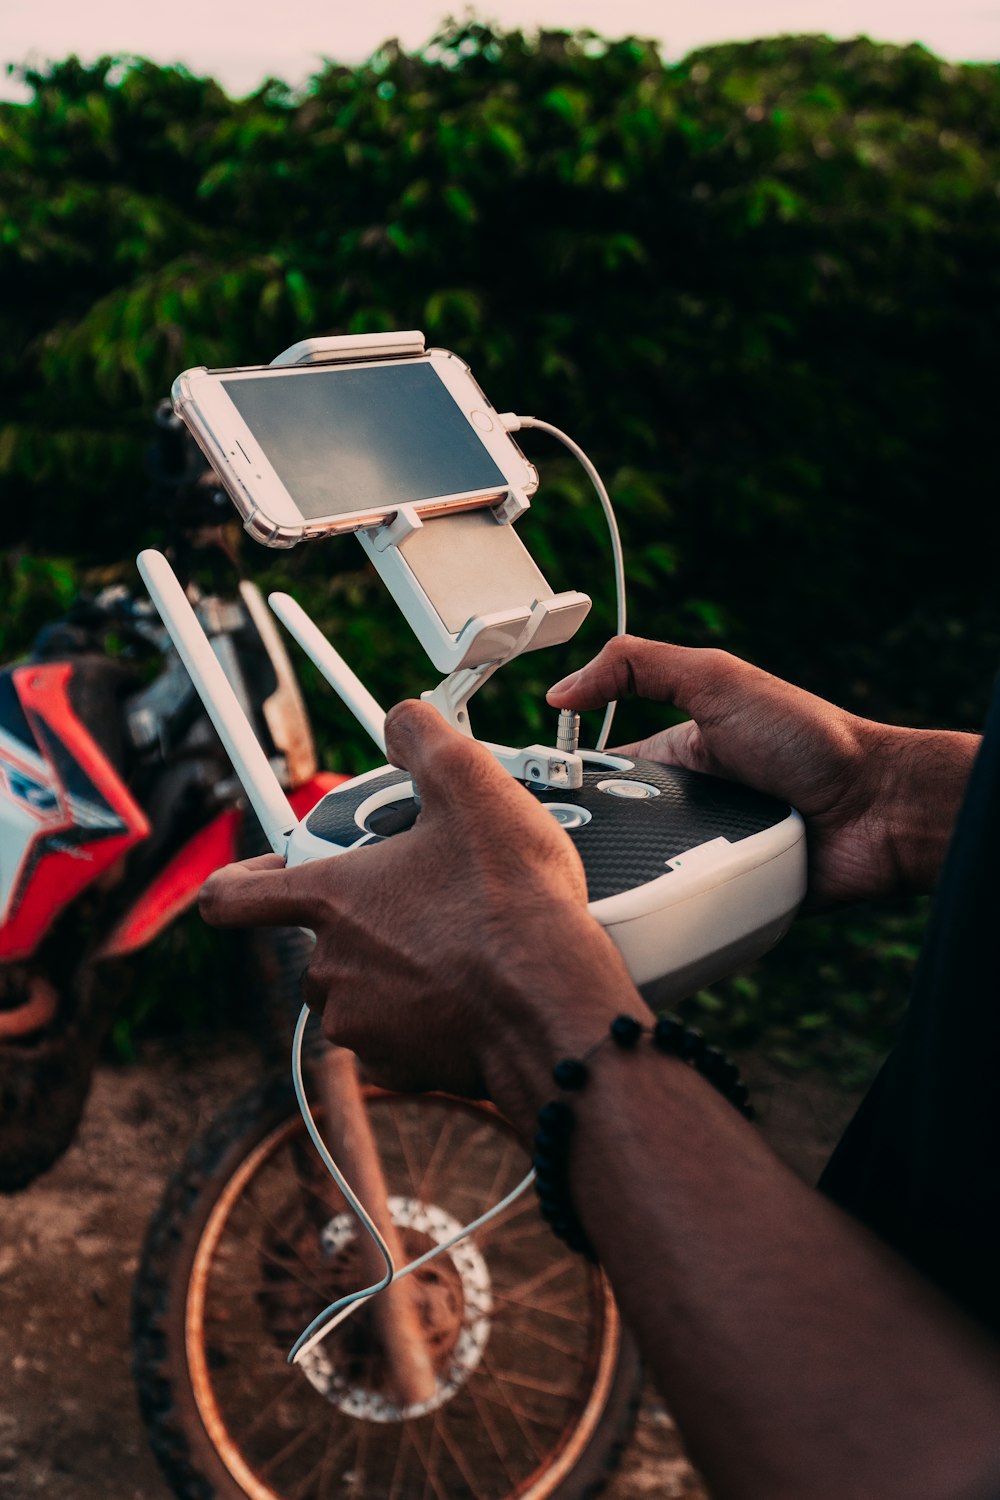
[266,331,590,785]
[420,604,584,788]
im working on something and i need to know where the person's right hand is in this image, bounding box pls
[547,636,979,909]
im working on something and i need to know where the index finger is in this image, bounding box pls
[546,635,736,714]
[199,859,324,930]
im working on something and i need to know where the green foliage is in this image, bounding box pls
[678,900,928,1088]
[4,30,999,729]
[108,913,250,1058]
[3,29,997,1069]
[0,552,82,656]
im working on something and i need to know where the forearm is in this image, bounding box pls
[871,724,980,896]
[482,914,1000,1500]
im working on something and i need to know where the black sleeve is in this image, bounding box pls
[820,674,1000,1337]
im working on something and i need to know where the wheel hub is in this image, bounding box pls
[275,1196,493,1421]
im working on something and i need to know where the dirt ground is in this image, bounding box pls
[0,1034,864,1500]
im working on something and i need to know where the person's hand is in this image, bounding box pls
[199,699,638,1106]
[548,635,979,908]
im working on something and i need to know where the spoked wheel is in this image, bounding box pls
[133,1079,640,1500]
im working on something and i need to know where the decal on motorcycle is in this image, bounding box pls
[0,664,150,961]
[4,768,61,815]
[97,807,242,959]
[0,670,37,751]
[97,772,346,959]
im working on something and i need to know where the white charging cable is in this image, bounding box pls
[501,413,627,752]
[288,1001,535,1366]
[287,419,626,1368]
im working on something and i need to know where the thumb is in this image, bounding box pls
[383,698,505,805]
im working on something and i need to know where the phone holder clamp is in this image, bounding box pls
[270,330,428,367]
[264,330,590,787]
[420,598,585,789]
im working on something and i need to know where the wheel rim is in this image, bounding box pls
[185,1093,622,1500]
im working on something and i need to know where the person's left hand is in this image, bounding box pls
[199,700,631,1099]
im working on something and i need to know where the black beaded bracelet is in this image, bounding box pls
[532,1013,754,1259]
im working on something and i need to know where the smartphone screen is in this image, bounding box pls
[221,362,506,519]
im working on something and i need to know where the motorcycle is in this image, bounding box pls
[1,407,641,1500]
[0,406,342,1190]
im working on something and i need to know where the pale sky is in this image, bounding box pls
[3,0,998,102]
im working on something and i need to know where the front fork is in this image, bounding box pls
[309,1044,439,1408]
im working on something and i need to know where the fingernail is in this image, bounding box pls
[547,669,582,698]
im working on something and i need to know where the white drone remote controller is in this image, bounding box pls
[136,548,805,1000]
[139,329,805,998]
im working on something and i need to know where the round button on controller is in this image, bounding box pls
[543,803,593,829]
[596,779,661,800]
[363,798,421,837]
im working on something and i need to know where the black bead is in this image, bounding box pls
[610,1014,644,1049]
[537,1100,574,1133]
[534,1121,569,1154]
[701,1050,740,1086]
[532,1152,561,1182]
[652,1014,684,1053]
[716,1058,741,1090]
[533,1144,567,1173]
[679,1027,706,1064]
[552,1057,589,1091]
[566,1227,594,1257]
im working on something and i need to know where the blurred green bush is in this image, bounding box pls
[2,26,995,1076]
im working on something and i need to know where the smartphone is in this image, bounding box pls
[171,348,539,547]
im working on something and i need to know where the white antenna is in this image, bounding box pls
[268,592,387,755]
[136,550,297,854]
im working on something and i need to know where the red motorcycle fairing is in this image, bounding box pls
[96,772,347,960]
[0,664,151,962]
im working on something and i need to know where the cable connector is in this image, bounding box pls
[556,709,580,756]
[498,411,525,432]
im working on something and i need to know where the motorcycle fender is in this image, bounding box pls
[0,664,151,962]
[97,772,346,959]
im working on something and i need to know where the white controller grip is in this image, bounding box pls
[138,548,806,1002]
[279,767,806,1000]
[285,821,364,865]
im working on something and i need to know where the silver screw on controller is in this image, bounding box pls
[556,708,580,755]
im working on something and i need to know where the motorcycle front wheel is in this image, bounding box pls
[132,1078,640,1500]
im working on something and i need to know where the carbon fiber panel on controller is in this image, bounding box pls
[304,759,791,902]
[305,768,411,842]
